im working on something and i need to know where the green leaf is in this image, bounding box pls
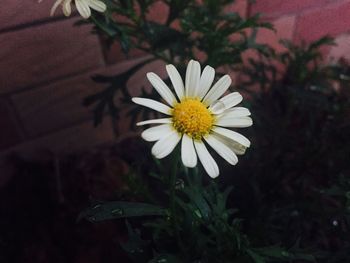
[246,249,266,263]
[121,221,150,262]
[253,246,316,262]
[83,57,155,126]
[253,246,289,259]
[183,187,211,221]
[78,201,167,222]
[148,254,180,263]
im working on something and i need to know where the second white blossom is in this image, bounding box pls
[50,0,106,19]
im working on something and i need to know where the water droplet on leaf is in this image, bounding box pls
[194,210,202,218]
[281,251,289,257]
[175,179,184,190]
[111,208,124,216]
[89,216,96,222]
[92,204,101,210]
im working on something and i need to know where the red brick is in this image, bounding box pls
[227,0,248,17]
[127,59,166,97]
[251,0,337,17]
[295,1,350,42]
[256,15,296,52]
[1,118,115,157]
[0,98,23,149]
[146,1,169,24]
[328,33,350,62]
[0,0,60,31]
[102,40,146,65]
[0,17,104,94]
[12,56,152,137]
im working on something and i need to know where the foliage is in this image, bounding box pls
[80,156,315,263]
[84,0,271,126]
[79,1,350,263]
[230,37,350,263]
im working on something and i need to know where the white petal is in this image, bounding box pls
[204,135,238,165]
[217,92,243,109]
[132,97,172,115]
[219,107,251,118]
[198,65,215,99]
[166,64,185,101]
[203,75,232,106]
[215,116,253,128]
[75,0,91,19]
[62,0,72,16]
[185,60,201,97]
[194,140,219,178]
[151,131,181,159]
[213,127,251,147]
[214,133,247,155]
[181,134,197,168]
[50,0,65,16]
[137,118,172,126]
[141,124,173,142]
[87,0,106,12]
[147,72,177,106]
[208,100,226,115]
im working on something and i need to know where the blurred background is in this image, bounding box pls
[1,0,350,262]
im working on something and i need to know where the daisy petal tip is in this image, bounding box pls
[131,97,138,104]
[165,64,173,69]
[146,72,154,78]
[229,159,239,166]
[100,3,107,12]
[224,74,232,83]
[151,150,163,160]
[208,170,220,179]
[140,131,152,141]
[182,159,197,168]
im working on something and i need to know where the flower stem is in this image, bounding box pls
[169,153,185,254]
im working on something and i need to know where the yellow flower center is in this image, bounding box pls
[172,98,214,139]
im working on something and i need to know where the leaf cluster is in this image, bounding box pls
[80,160,314,263]
[84,0,271,126]
[228,37,350,263]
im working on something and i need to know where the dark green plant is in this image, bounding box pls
[77,1,350,263]
[231,37,350,263]
[80,154,315,263]
[83,0,271,127]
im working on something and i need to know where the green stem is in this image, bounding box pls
[169,154,186,254]
[169,153,178,225]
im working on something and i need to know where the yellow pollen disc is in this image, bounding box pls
[172,98,214,139]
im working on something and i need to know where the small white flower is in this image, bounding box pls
[49,0,106,19]
[133,60,253,178]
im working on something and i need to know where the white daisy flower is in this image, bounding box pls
[132,60,252,178]
[49,0,106,19]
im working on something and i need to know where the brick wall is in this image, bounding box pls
[0,0,349,169]
[251,0,350,61]
[0,1,148,160]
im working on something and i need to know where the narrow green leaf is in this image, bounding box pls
[246,249,266,263]
[149,254,180,263]
[79,201,167,222]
